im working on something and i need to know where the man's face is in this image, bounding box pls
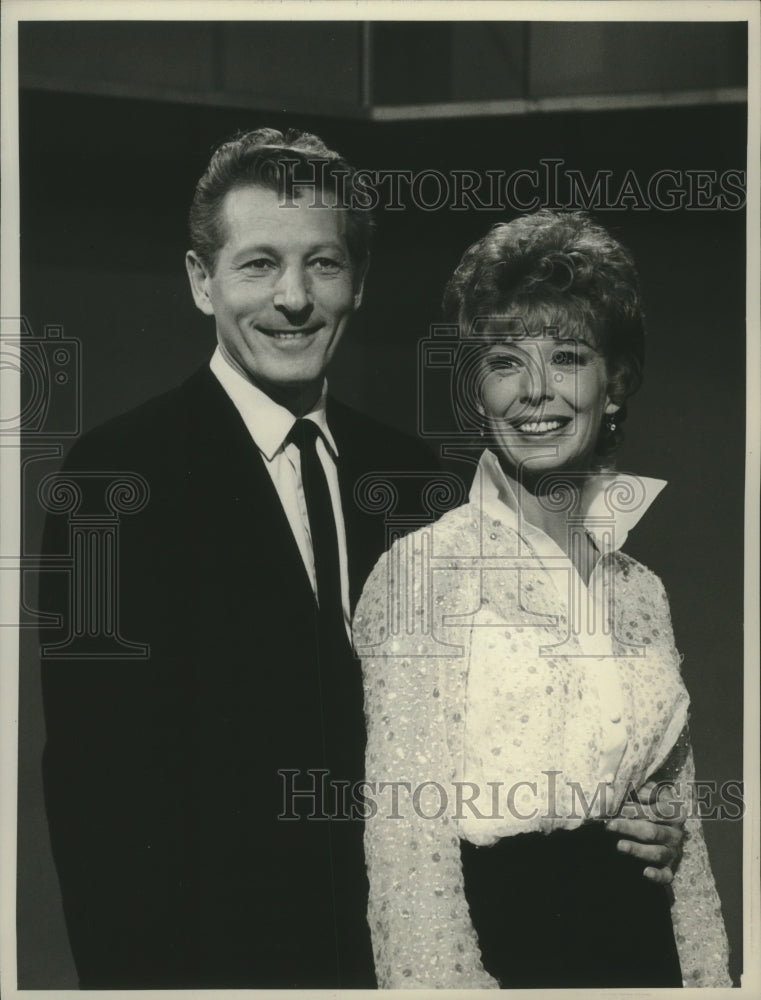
[186,184,363,412]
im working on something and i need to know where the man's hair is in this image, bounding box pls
[188,127,373,278]
[443,210,645,458]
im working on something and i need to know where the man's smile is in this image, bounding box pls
[256,323,325,340]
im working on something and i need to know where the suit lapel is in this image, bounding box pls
[177,366,317,609]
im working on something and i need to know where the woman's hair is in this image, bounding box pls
[443,210,645,459]
[188,127,373,281]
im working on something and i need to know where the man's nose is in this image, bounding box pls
[519,359,554,404]
[273,266,311,315]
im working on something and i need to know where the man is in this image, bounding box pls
[40,128,683,989]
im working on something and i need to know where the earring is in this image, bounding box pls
[606,415,617,434]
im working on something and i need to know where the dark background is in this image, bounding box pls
[16,20,746,988]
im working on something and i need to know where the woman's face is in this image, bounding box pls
[478,329,617,478]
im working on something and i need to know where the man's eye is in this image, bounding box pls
[244,259,276,272]
[311,257,343,273]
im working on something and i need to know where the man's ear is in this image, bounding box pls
[352,263,368,310]
[185,251,215,316]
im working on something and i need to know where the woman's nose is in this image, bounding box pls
[519,360,554,404]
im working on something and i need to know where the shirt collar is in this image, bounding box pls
[209,347,338,461]
[470,448,666,554]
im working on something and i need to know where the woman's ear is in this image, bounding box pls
[603,357,630,412]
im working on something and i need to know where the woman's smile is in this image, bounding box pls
[508,414,572,435]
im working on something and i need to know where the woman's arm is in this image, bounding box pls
[624,570,731,985]
[648,726,732,987]
[355,534,498,989]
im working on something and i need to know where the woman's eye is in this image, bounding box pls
[486,356,521,374]
[551,349,582,367]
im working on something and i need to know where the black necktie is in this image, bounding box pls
[288,419,346,643]
[288,422,369,985]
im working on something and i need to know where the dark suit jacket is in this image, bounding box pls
[40,364,442,989]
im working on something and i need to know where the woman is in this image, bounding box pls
[353,211,730,989]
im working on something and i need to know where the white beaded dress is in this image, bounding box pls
[353,450,730,989]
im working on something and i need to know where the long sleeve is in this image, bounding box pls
[354,532,498,989]
[650,726,731,987]
[38,436,196,987]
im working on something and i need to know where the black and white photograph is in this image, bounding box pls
[1,0,758,994]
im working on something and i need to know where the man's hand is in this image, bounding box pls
[605,780,685,884]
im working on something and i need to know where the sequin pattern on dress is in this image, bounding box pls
[354,501,731,989]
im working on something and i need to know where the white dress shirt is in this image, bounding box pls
[210,347,351,639]
[470,448,667,796]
